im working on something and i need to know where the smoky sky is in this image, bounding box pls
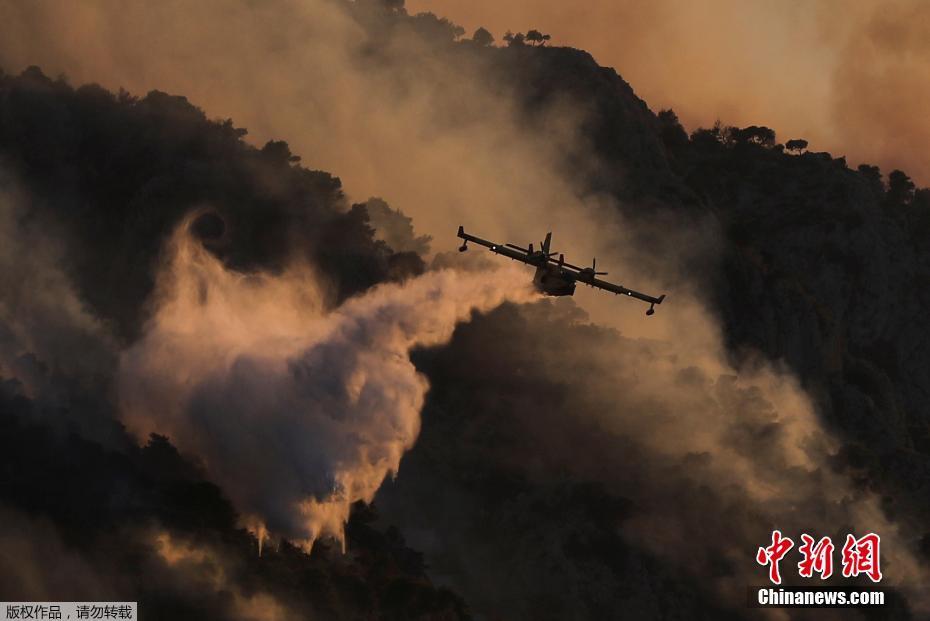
[408,0,930,185]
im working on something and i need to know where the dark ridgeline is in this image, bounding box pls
[0,1,928,620]
[0,66,425,344]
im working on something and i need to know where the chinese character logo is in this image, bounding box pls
[756,530,794,585]
[797,534,835,579]
[757,530,881,584]
[841,533,882,582]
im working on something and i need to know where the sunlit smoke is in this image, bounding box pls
[119,217,537,548]
[154,530,293,621]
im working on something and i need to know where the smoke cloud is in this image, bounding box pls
[153,531,294,621]
[119,218,537,547]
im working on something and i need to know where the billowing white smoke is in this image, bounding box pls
[118,220,536,548]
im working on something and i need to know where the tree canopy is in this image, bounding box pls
[888,169,916,205]
[730,125,776,147]
[472,26,494,47]
[525,29,552,46]
[503,30,525,46]
[785,138,808,154]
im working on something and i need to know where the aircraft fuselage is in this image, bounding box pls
[533,263,576,296]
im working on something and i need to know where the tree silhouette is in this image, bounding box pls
[732,125,776,147]
[503,31,526,47]
[690,120,727,148]
[525,29,551,46]
[785,138,808,154]
[472,27,494,47]
[657,109,688,149]
[887,169,916,205]
[858,164,881,183]
[261,139,301,164]
[409,12,465,41]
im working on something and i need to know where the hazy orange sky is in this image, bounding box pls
[409,0,930,185]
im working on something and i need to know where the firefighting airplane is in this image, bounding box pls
[457,226,666,315]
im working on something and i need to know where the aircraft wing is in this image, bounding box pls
[586,275,666,306]
[554,256,666,311]
[457,226,536,265]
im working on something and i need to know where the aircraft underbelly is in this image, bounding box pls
[533,266,576,296]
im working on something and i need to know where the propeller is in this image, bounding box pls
[587,258,607,276]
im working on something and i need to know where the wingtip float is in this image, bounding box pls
[457,225,666,316]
